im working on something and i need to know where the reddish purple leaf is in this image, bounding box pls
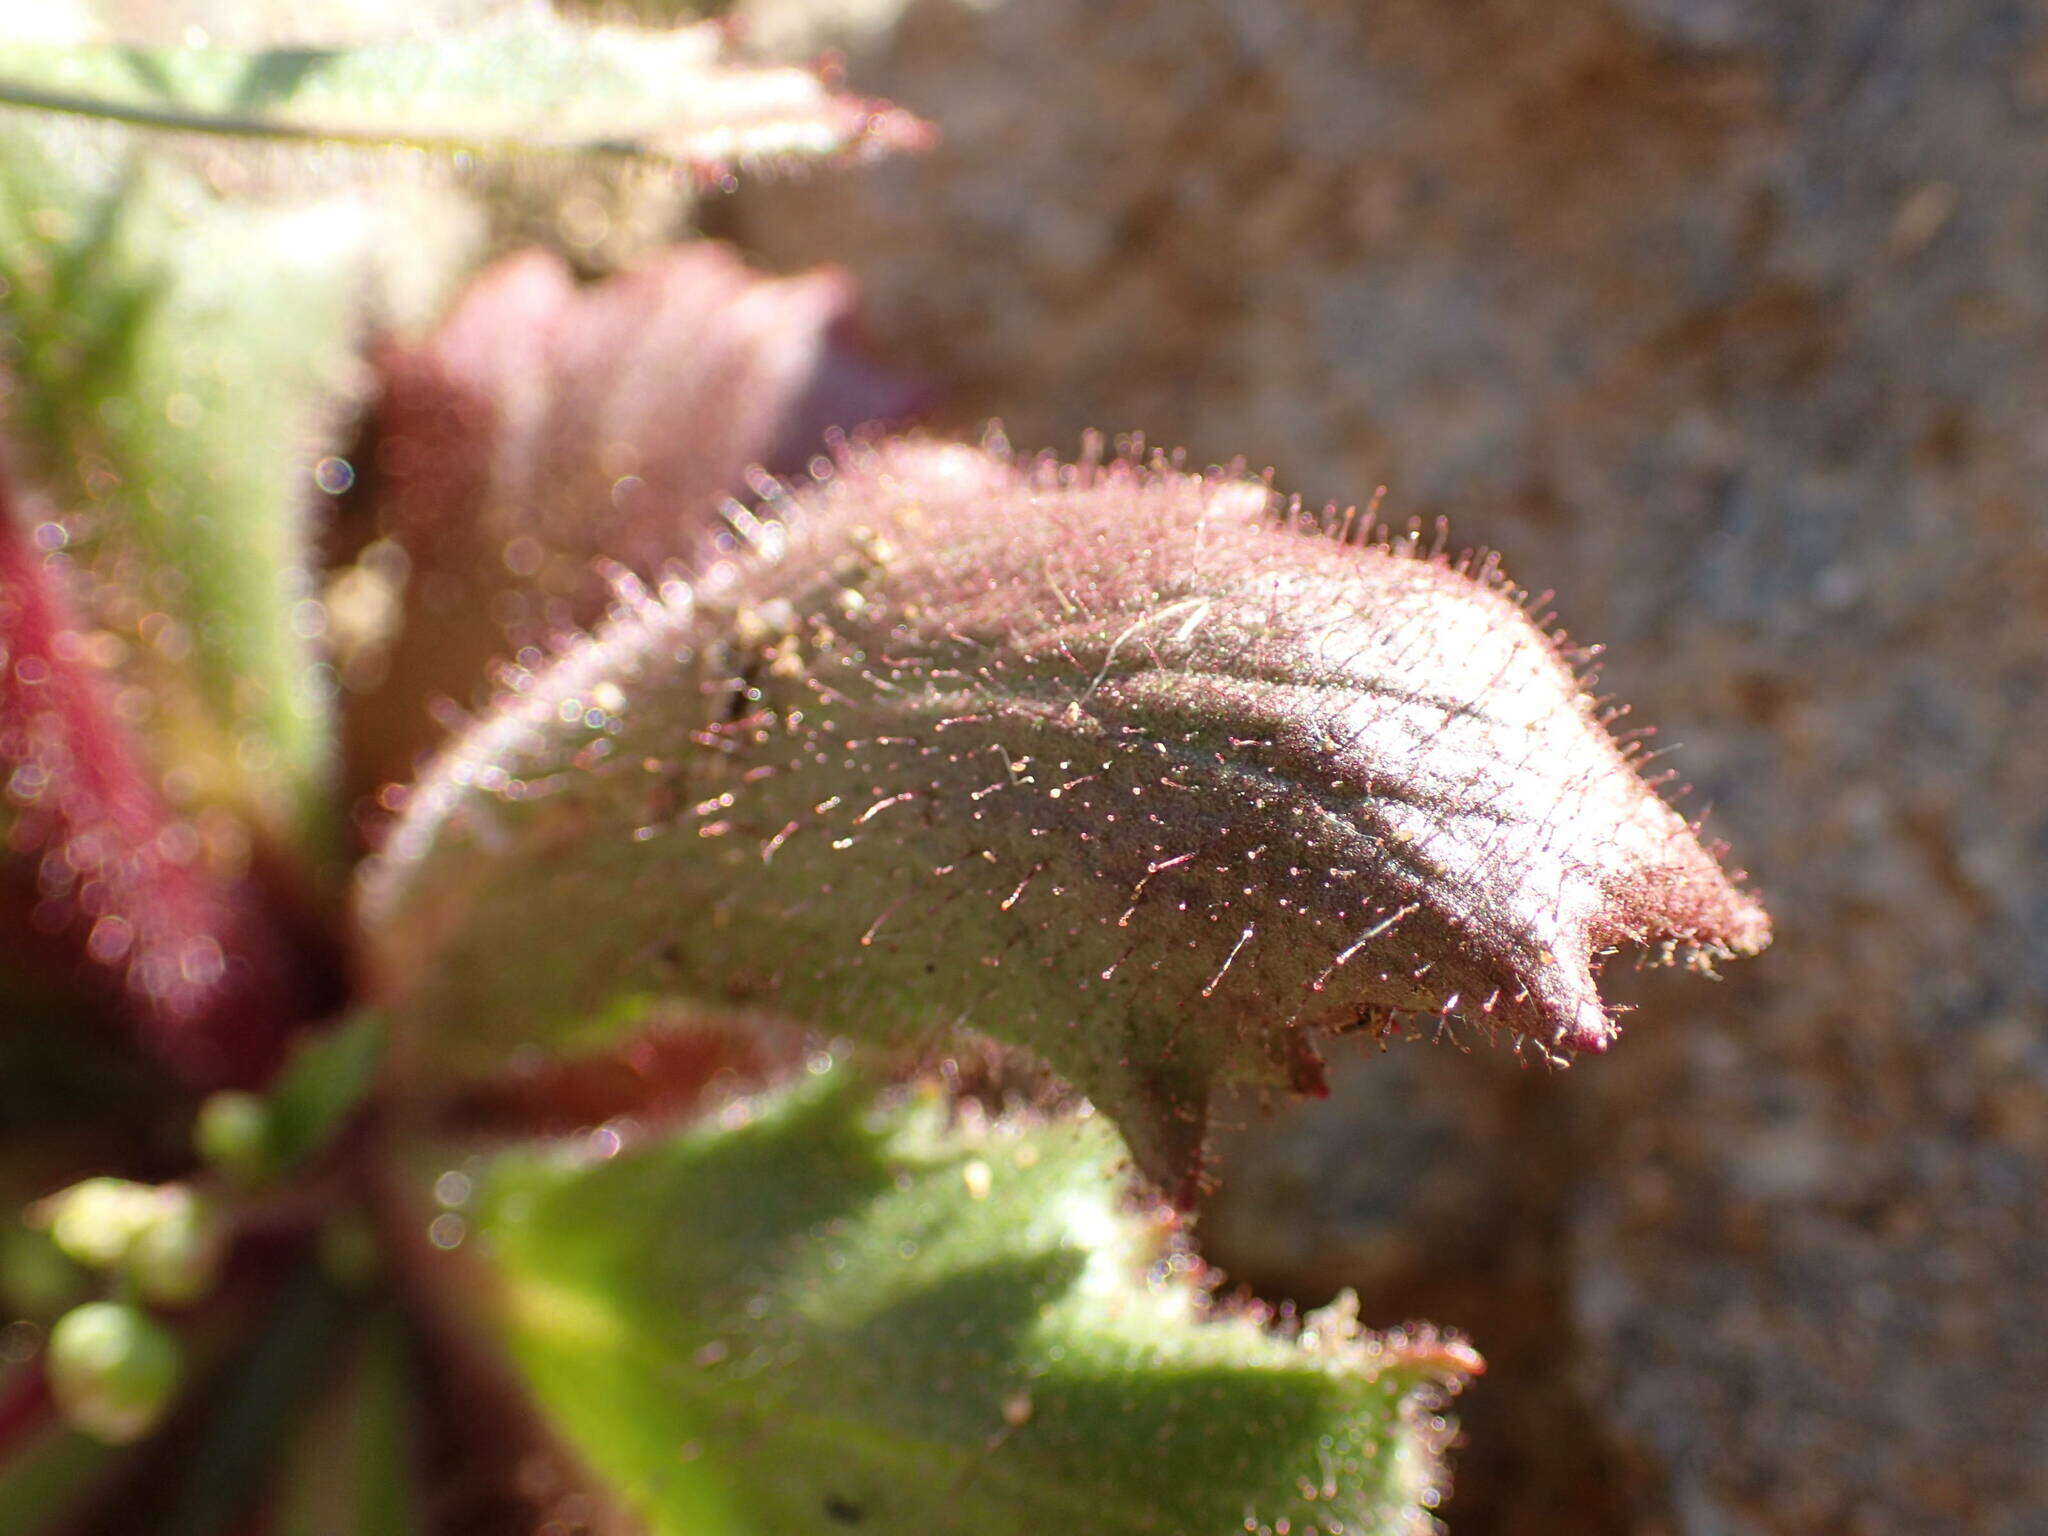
[0,463,305,1087]
[364,440,1770,1200]
[343,243,922,799]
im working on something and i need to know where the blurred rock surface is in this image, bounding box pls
[727,1,2048,1531]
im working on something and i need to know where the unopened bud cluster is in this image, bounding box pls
[20,1164,229,1443]
[31,1178,223,1308]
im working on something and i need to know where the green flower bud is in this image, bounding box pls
[194,1090,275,1188]
[46,1302,182,1445]
[32,1179,160,1272]
[124,1186,224,1309]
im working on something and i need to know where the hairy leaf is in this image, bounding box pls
[344,242,920,795]
[442,1059,1475,1536]
[0,118,360,856]
[0,478,308,1085]
[0,13,930,177]
[362,442,1770,1195]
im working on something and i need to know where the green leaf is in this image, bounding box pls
[455,1061,1474,1536]
[0,14,929,176]
[263,1012,386,1174]
[362,443,1770,1196]
[273,1311,424,1536]
[0,119,361,856]
[182,1015,383,1186]
[162,1268,351,1536]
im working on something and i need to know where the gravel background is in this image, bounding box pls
[724,3,2048,1531]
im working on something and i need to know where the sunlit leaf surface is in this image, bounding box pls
[0,14,930,176]
[365,442,1769,1195]
[453,1061,1474,1536]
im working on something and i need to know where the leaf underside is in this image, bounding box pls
[453,1060,1473,1536]
[364,441,1770,1197]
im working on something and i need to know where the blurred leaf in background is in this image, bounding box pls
[0,1,931,871]
[0,468,316,1085]
[0,11,929,176]
[340,241,921,795]
[0,116,366,866]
